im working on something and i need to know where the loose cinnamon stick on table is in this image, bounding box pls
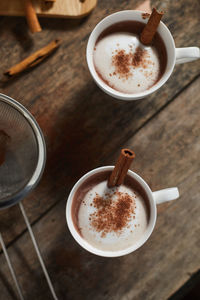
[4,39,62,78]
[108,149,135,188]
[24,0,42,33]
[140,8,164,45]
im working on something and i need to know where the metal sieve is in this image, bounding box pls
[0,93,57,299]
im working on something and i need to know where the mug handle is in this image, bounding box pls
[153,187,179,204]
[175,47,200,64]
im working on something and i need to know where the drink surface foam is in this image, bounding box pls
[94,32,161,94]
[77,180,149,251]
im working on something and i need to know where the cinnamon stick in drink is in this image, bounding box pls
[108,149,135,187]
[24,0,42,33]
[4,39,62,78]
[140,8,164,45]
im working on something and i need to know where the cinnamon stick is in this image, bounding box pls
[140,8,164,45]
[4,39,62,78]
[0,130,10,166]
[108,149,135,188]
[24,0,42,33]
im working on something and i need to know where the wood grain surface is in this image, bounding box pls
[0,0,200,299]
[0,0,97,18]
[0,76,199,300]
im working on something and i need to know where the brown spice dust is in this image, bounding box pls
[112,47,148,79]
[89,190,136,237]
[142,13,150,19]
[132,47,146,67]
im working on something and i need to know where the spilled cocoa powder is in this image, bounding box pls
[89,190,136,237]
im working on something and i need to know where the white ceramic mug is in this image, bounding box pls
[86,10,200,101]
[66,166,179,257]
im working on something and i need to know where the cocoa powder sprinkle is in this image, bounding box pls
[132,47,147,67]
[112,47,148,78]
[112,49,132,78]
[142,13,150,20]
[89,191,136,237]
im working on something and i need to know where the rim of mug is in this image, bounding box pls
[86,10,176,101]
[66,166,157,257]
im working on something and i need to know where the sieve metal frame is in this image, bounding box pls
[0,93,46,209]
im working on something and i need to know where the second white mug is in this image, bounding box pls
[86,10,200,101]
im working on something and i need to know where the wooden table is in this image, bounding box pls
[0,0,200,299]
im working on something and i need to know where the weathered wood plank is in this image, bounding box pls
[0,73,199,300]
[0,0,199,248]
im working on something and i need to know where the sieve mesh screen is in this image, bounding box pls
[0,100,38,202]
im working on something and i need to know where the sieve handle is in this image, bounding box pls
[0,233,24,300]
[19,202,58,300]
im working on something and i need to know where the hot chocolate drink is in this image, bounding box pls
[93,21,167,94]
[72,171,150,251]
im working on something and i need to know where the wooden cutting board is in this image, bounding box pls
[0,0,97,18]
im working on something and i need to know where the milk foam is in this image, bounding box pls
[94,33,160,94]
[78,181,148,251]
